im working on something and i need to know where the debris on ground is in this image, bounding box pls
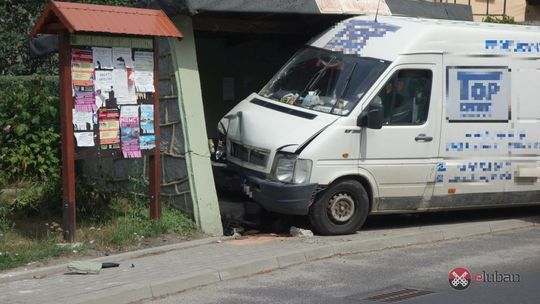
[32,275,47,279]
[289,226,314,238]
[232,227,245,235]
[67,261,102,274]
[101,262,120,268]
[228,234,289,245]
[244,229,260,235]
[56,242,84,249]
[66,261,121,274]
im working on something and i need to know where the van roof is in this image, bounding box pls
[309,15,540,61]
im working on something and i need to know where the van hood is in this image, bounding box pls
[220,93,338,173]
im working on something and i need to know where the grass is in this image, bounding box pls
[0,203,199,271]
[0,232,72,271]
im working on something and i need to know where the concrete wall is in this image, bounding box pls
[436,0,540,22]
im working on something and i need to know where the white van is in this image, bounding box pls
[216,15,540,235]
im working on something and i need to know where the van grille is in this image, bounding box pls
[230,142,269,167]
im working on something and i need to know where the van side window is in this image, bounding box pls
[372,69,432,125]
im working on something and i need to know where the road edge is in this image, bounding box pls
[77,216,539,304]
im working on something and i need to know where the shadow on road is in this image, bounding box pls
[362,205,540,231]
[219,191,540,235]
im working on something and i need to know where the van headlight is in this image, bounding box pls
[273,153,312,184]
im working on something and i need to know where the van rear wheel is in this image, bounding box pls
[309,180,369,235]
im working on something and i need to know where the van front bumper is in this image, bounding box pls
[246,175,318,215]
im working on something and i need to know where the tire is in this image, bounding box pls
[309,180,369,235]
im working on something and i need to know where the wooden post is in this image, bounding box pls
[59,30,77,242]
[149,37,161,219]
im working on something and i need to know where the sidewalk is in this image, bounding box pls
[2,216,538,304]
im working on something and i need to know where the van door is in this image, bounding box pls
[359,55,442,211]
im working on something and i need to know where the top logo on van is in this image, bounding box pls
[324,20,400,55]
[446,67,510,122]
[485,40,540,53]
[456,71,502,118]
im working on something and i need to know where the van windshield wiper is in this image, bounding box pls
[330,62,358,114]
[300,56,338,97]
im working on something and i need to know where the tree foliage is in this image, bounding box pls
[0,0,139,76]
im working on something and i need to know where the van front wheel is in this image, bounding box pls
[309,180,369,235]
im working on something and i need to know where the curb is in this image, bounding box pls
[0,236,230,284]
[77,216,539,304]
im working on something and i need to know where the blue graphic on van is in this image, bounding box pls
[324,20,400,55]
[485,40,540,53]
[446,130,539,152]
[457,72,502,118]
[440,161,513,183]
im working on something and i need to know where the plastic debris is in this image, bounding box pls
[289,226,314,238]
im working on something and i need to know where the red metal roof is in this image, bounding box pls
[32,1,183,38]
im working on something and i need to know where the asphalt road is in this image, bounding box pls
[148,226,540,304]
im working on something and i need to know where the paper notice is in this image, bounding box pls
[98,108,120,148]
[140,104,154,134]
[113,47,133,69]
[72,109,94,131]
[134,51,154,71]
[94,70,113,92]
[140,135,155,150]
[74,132,95,147]
[71,48,94,86]
[117,69,137,104]
[74,90,96,112]
[112,68,129,98]
[92,47,113,69]
[120,105,141,158]
[134,71,154,93]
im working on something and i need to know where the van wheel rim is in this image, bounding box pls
[328,193,355,223]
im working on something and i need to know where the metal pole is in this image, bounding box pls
[503,0,507,16]
[149,37,161,220]
[59,30,77,242]
[486,0,490,16]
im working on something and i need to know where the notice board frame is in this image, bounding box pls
[58,32,162,242]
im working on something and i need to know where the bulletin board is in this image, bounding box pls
[69,35,158,159]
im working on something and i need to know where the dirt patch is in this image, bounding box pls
[227,234,290,245]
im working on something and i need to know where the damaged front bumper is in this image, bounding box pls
[214,162,318,215]
[246,175,318,215]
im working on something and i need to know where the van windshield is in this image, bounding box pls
[259,47,390,116]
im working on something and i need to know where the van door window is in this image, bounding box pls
[372,69,432,125]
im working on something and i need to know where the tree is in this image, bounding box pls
[0,0,139,76]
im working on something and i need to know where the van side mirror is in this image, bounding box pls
[357,103,383,129]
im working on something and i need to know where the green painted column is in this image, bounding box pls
[168,16,223,236]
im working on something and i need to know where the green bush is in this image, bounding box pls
[0,75,60,181]
[483,15,517,24]
[0,76,61,230]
